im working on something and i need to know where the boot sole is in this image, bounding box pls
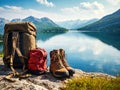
[68,70,75,76]
[50,69,69,78]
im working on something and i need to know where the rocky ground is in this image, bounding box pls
[0,59,115,90]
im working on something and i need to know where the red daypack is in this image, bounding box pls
[28,48,47,75]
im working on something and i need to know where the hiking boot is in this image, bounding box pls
[59,49,75,76]
[50,50,69,78]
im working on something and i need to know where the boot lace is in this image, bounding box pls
[53,53,64,69]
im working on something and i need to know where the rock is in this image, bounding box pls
[0,60,115,90]
[73,69,116,79]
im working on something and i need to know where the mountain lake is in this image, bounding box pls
[0,31,120,76]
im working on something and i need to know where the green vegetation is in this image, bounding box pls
[78,9,120,33]
[34,21,68,33]
[0,34,3,41]
[24,16,69,33]
[61,76,120,90]
[0,51,3,57]
[0,34,3,57]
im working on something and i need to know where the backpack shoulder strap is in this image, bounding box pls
[10,32,26,75]
[3,33,9,66]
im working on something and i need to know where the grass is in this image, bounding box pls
[0,51,3,57]
[61,75,120,90]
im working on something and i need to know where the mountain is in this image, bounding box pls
[56,19,98,30]
[22,16,68,33]
[11,18,22,22]
[0,16,68,35]
[78,9,120,32]
[0,18,9,35]
[22,16,40,23]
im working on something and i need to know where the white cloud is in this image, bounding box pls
[80,1,104,10]
[61,1,105,14]
[61,1,106,20]
[106,0,120,5]
[4,5,22,11]
[78,47,86,52]
[0,5,65,21]
[0,0,119,22]
[0,7,4,10]
[80,2,94,10]
[36,0,54,7]
[61,6,80,13]
[93,40,104,55]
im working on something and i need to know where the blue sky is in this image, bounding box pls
[0,0,120,21]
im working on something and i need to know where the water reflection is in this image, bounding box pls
[0,42,3,51]
[37,32,64,41]
[37,32,120,76]
[83,32,120,50]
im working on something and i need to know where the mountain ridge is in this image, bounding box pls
[56,18,98,29]
[0,16,68,35]
[0,18,9,34]
[78,9,120,32]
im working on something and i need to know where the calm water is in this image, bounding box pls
[0,31,120,76]
[37,31,120,76]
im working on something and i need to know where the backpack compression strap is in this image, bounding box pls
[3,33,9,67]
[10,32,26,75]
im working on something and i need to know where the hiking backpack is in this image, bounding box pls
[28,48,47,75]
[3,22,37,70]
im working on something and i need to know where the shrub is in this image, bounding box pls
[61,76,120,90]
[0,51,3,57]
